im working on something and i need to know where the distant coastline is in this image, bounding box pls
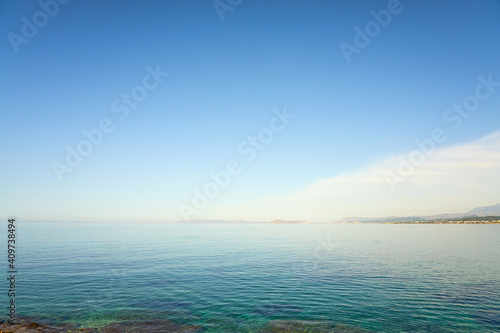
[179,203,500,225]
[180,217,500,225]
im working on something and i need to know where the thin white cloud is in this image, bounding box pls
[209,131,500,222]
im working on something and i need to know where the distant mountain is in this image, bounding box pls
[425,203,500,220]
[338,203,500,223]
[464,203,500,216]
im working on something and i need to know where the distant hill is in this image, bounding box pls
[465,203,500,216]
[338,203,500,223]
[425,203,500,220]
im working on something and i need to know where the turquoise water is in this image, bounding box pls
[4,223,500,332]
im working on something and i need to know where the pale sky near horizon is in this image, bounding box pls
[1,0,500,222]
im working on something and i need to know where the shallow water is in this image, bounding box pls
[4,223,500,332]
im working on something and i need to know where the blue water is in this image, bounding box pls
[4,223,500,332]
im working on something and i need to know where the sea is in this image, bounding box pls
[2,222,500,332]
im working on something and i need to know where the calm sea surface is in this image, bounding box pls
[4,223,500,332]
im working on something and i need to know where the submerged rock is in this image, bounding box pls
[98,320,202,332]
[0,318,96,332]
[0,318,201,333]
[255,304,303,316]
[331,324,373,333]
[259,319,372,333]
[1,317,369,333]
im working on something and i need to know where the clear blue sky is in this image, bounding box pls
[1,0,500,222]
